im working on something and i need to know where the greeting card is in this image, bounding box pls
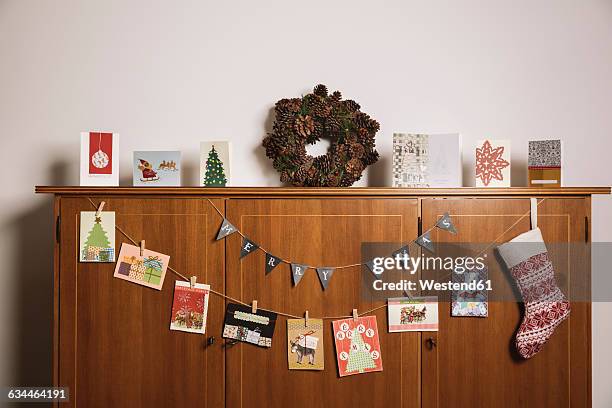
[113,243,170,290]
[332,316,382,376]
[287,318,324,370]
[528,140,562,187]
[388,296,439,332]
[80,132,119,186]
[222,303,277,348]
[475,139,511,187]
[200,141,230,187]
[451,266,489,317]
[133,151,181,186]
[170,281,210,334]
[79,211,115,262]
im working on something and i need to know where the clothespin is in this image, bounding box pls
[252,300,258,314]
[352,309,358,321]
[140,240,145,257]
[95,201,106,217]
[304,311,309,327]
[190,276,197,289]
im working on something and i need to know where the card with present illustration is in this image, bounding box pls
[80,131,119,186]
[222,303,277,348]
[170,281,211,334]
[287,318,324,370]
[133,151,181,186]
[332,316,382,377]
[79,211,116,262]
[388,296,439,332]
[113,243,170,290]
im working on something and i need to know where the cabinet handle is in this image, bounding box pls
[207,336,215,346]
[426,337,437,349]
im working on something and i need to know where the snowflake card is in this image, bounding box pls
[287,318,324,370]
[113,243,170,290]
[222,303,277,348]
[475,139,511,187]
[200,141,230,187]
[388,296,439,332]
[170,281,210,334]
[332,316,382,377]
[80,132,119,186]
[133,151,181,187]
[79,211,116,262]
[451,266,488,317]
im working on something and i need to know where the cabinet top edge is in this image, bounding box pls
[35,186,611,197]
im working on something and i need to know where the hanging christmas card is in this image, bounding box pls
[200,141,231,187]
[113,243,170,290]
[170,281,211,334]
[133,151,181,186]
[79,211,116,262]
[222,303,277,348]
[80,132,119,186]
[332,316,383,377]
[475,139,511,187]
[451,265,489,317]
[287,318,324,370]
[388,296,439,332]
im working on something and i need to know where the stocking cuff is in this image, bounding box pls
[497,227,548,269]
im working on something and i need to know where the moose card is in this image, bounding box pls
[79,211,115,262]
[113,243,170,290]
[170,281,211,334]
[332,316,383,377]
[222,303,277,348]
[133,151,181,186]
[287,318,324,370]
[80,132,119,186]
[388,296,439,332]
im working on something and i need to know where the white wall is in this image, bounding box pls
[1,0,611,404]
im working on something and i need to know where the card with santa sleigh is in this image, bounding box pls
[132,151,181,186]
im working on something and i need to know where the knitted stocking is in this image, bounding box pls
[497,227,570,359]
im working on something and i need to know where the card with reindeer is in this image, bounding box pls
[133,151,181,186]
[287,318,324,370]
[170,280,211,334]
[387,296,439,332]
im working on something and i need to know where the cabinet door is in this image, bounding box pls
[421,198,590,408]
[226,199,419,408]
[58,197,225,408]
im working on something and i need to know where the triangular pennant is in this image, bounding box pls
[216,218,238,240]
[365,258,380,276]
[240,237,259,259]
[265,253,282,274]
[416,231,434,253]
[391,244,410,260]
[291,264,309,286]
[435,212,457,234]
[316,267,335,290]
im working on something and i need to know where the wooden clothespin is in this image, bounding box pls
[251,300,258,314]
[352,309,358,321]
[140,240,145,257]
[304,311,309,327]
[95,201,106,217]
[190,276,197,289]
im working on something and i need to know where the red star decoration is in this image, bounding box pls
[475,140,509,186]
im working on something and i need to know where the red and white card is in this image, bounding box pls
[80,131,119,186]
[332,316,383,377]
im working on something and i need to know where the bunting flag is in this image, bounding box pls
[291,264,309,286]
[240,237,259,259]
[365,258,378,276]
[265,253,282,274]
[416,231,434,253]
[391,244,410,260]
[216,218,238,240]
[316,267,335,290]
[435,212,457,234]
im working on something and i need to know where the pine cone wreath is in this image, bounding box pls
[263,84,380,187]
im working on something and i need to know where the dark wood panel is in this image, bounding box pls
[226,199,419,408]
[421,197,590,408]
[58,197,225,408]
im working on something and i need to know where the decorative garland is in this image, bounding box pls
[263,84,380,187]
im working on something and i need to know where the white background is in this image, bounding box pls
[1,0,611,405]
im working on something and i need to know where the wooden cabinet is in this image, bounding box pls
[36,187,609,408]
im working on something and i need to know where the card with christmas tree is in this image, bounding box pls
[170,280,210,334]
[113,243,170,290]
[332,316,383,377]
[79,211,115,262]
[200,141,230,187]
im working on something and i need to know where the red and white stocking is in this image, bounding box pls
[497,227,570,359]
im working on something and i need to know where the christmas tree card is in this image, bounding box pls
[287,318,324,370]
[200,141,230,187]
[79,211,116,262]
[332,316,383,377]
[133,151,181,186]
[80,132,119,186]
[388,296,439,332]
[170,280,211,334]
[113,243,170,290]
[222,303,277,348]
